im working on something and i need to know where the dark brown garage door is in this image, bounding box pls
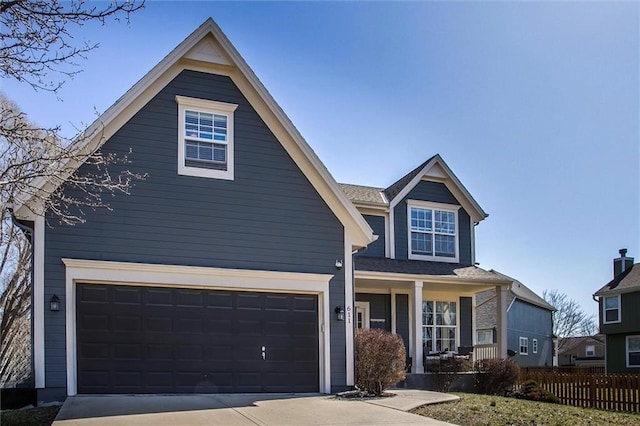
[76,284,319,394]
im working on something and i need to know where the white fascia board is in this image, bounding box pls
[388,155,487,224]
[14,19,375,249]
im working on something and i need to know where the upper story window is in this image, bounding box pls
[585,345,595,357]
[176,95,238,180]
[532,339,538,354]
[407,200,459,262]
[603,295,621,324]
[519,337,528,355]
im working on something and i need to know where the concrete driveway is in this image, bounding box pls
[53,390,458,425]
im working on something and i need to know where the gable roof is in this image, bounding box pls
[558,335,604,354]
[338,154,487,223]
[490,270,556,311]
[594,263,640,296]
[13,18,375,248]
[386,154,487,223]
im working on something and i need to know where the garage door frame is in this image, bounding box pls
[62,258,333,396]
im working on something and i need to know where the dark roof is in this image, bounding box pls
[595,263,640,295]
[558,335,605,354]
[337,183,386,206]
[354,257,507,281]
[490,270,555,311]
[383,156,436,202]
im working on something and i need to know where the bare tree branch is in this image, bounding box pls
[543,289,597,352]
[1,0,145,92]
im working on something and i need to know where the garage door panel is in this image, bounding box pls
[77,284,319,394]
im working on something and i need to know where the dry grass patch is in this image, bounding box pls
[412,393,639,426]
[0,406,60,426]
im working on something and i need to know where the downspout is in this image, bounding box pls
[8,208,35,387]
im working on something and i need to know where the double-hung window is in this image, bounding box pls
[603,295,621,324]
[519,337,528,355]
[408,201,459,262]
[176,96,238,180]
[627,336,640,368]
[422,300,457,354]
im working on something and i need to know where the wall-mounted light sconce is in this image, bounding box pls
[335,306,345,321]
[50,294,60,312]
[335,260,343,270]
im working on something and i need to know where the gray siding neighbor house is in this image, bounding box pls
[594,249,640,374]
[475,271,555,367]
[558,335,605,369]
[13,19,376,402]
[338,156,512,374]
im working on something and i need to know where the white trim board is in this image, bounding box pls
[63,259,333,395]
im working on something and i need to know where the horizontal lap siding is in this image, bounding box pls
[44,70,346,390]
[393,181,472,264]
[360,215,385,258]
[508,300,554,367]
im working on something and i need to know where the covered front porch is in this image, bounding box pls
[354,269,511,374]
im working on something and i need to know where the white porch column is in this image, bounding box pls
[412,281,424,373]
[496,285,508,359]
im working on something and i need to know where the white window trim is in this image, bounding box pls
[585,344,595,357]
[62,258,333,396]
[176,95,238,180]
[519,336,529,355]
[407,200,460,263]
[422,299,459,354]
[476,328,494,345]
[532,338,538,354]
[626,335,640,368]
[603,294,622,324]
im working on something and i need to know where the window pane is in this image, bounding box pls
[629,352,640,366]
[605,297,619,309]
[199,144,213,161]
[411,232,432,255]
[185,142,198,159]
[213,144,226,162]
[434,210,455,234]
[628,336,640,352]
[605,309,619,322]
[422,301,433,326]
[434,234,455,257]
[410,207,432,232]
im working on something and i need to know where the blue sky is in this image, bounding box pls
[4,2,639,320]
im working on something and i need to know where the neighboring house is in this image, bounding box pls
[12,19,377,401]
[339,157,512,374]
[557,335,605,368]
[475,271,555,367]
[594,249,640,374]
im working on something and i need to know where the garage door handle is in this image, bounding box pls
[261,346,266,360]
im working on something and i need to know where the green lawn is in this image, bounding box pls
[412,393,640,426]
[0,406,60,426]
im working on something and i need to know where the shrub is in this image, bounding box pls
[355,328,406,396]
[514,379,560,403]
[426,357,473,392]
[474,358,520,396]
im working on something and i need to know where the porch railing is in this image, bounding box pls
[473,344,497,362]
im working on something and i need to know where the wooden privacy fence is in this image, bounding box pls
[519,370,640,413]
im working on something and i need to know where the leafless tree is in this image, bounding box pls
[1,0,144,92]
[543,289,597,352]
[1,0,146,386]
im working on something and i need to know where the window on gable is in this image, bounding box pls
[176,96,238,180]
[408,201,459,262]
[627,336,640,367]
[603,295,621,324]
[585,345,595,357]
[519,337,528,355]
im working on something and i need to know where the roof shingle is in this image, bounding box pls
[595,263,640,295]
[354,257,508,281]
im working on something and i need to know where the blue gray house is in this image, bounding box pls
[339,157,512,374]
[14,18,512,401]
[475,271,555,367]
[13,19,377,401]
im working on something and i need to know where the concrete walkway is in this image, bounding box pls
[53,389,459,425]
